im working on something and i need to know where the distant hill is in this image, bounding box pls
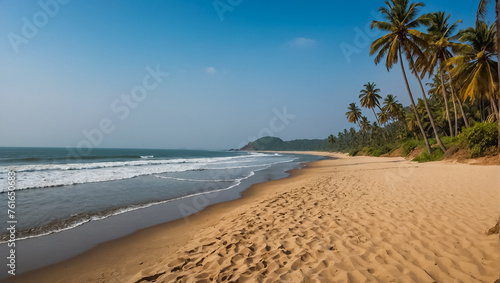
[240,136,329,151]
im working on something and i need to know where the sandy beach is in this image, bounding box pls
[12,152,499,282]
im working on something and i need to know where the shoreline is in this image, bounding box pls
[8,152,500,282]
[2,152,322,281]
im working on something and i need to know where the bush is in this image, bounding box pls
[371,149,382,157]
[349,148,360,156]
[402,139,421,156]
[440,136,460,146]
[459,122,498,158]
[413,148,444,162]
[361,146,392,157]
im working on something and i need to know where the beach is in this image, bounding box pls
[12,152,500,282]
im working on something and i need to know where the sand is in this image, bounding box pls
[12,152,500,282]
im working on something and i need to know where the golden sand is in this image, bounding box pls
[16,153,500,282]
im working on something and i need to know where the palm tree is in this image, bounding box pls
[427,74,469,133]
[359,82,383,124]
[448,22,499,121]
[406,111,418,132]
[477,0,500,153]
[359,116,372,132]
[477,3,500,274]
[421,12,463,137]
[377,110,389,125]
[383,94,404,121]
[328,134,336,144]
[345,103,363,124]
[370,0,432,153]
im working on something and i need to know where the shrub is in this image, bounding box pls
[349,148,360,156]
[440,136,459,146]
[371,148,383,157]
[459,122,498,158]
[402,139,421,156]
[412,148,444,162]
[362,147,373,154]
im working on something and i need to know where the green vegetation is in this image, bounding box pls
[413,148,444,162]
[326,0,499,162]
[402,140,421,156]
[240,136,329,151]
[459,122,498,157]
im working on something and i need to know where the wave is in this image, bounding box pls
[0,155,295,192]
[1,155,150,163]
[0,155,256,173]
[0,170,261,243]
[155,175,236,182]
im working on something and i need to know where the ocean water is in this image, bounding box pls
[0,147,321,242]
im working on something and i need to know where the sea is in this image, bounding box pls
[0,147,322,244]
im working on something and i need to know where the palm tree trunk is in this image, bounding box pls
[491,96,499,120]
[412,65,447,152]
[448,72,469,129]
[495,2,500,276]
[398,48,432,154]
[496,0,500,155]
[372,108,380,125]
[480,95,484,122]
[438,67,453,136]
[451,89,458,136]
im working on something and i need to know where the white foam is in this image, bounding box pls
[0,155,297,192]
[2,168,262,243]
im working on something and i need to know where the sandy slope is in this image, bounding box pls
[15,153,500,282]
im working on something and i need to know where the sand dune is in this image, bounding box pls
[16,153,500,282]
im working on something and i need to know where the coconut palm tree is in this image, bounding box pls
[328,134,336,144]
[421,12,463,137]
[477,0,500,153]
[377,110,389,125]
[345,103,363,124]
[359,82,383,124]
[359,116,372,132]
[427,73,469,133]
[477,2,500,272]
[383,94,404,121]
[370,0,433,153]
[448,22,499,121]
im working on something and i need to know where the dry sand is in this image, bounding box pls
[13,152,500,282]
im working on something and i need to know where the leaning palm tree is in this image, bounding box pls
[345,103,363,124]
[370,0,433,153]
[421,12,463,137]
[477,0,500,153]
[359,82,383,124]
[448,22,499,121]
[477,2,500,271]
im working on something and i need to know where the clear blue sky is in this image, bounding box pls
[0,0,493,149]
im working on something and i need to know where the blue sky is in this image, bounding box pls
[0,0,494,149]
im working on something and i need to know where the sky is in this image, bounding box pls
[0,0,495,150]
